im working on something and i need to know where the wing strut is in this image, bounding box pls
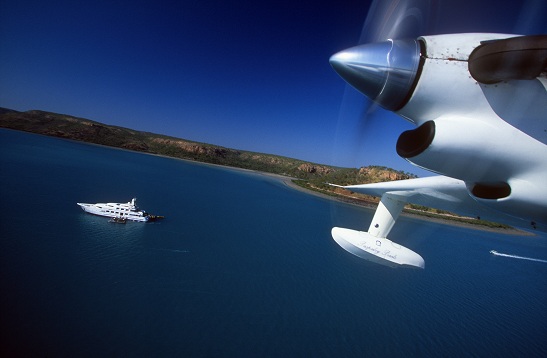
[331,193,425,268]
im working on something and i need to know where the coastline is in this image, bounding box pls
[275,174,534,236]
[62,135,534,237]
[2,128,533,236]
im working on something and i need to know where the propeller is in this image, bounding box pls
[331,0,439,167]
[358,0,437,44]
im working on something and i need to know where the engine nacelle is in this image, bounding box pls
[396,118,533,182]
[397,119,547,225]
[467,178,547,226]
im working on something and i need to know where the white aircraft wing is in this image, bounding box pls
[333,175,542,232]
[338,176,470,209]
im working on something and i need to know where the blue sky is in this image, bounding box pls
[1,0,545,175]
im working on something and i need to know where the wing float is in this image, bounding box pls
[329,33,547,268]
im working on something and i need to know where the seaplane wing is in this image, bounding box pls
[329,32,547,268]
[330,175,544,231]
[332,176,469,207]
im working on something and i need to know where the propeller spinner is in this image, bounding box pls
[329,39,423,111]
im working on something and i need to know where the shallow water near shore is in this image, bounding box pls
[1,129,546,357]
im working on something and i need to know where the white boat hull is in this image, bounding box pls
[77,198,150,222]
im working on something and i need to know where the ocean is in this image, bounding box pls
[1,128,546,357]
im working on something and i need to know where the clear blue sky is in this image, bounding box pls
[1,0,545,175]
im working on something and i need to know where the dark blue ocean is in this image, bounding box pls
[1,128,546,357]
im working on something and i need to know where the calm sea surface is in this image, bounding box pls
[1,128,546,357]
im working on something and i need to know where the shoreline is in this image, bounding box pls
[4,129,533,236]
[64,136,534,236]
[276,175,533,236]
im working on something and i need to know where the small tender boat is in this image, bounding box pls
[77,198,161,222]
[109,217,127,224]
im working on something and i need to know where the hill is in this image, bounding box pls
[0,108,412,183]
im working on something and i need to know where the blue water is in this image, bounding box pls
[1,129,546,357]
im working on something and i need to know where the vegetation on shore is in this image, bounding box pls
[0,108,512,230]
[0,108,339,179]
[291,180,512,229]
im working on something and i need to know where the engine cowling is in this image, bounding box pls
[396,118,547,224]
[395,118,529,182]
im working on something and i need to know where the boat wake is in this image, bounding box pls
[490,250,547,263]
[151,248,190,254]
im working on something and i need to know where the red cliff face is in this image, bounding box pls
[297,163,334,175]
[358,166,413,182]
[150,138,235,157]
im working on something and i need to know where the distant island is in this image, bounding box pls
[0,107,514,231]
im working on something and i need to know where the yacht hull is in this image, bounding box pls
[77,198,150,222]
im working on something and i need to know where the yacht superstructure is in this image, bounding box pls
[77,198,160,222]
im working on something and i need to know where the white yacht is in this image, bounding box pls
[77,198,161,222]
